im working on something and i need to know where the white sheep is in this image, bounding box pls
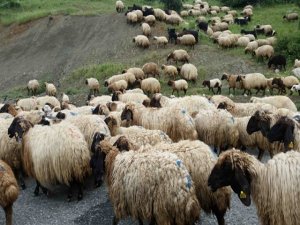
[7,117,91,201]
[202,79,222,94]
[244,41,258,54]
[176,34,196,48]
[126,12,138,24]
[250,96,297,112]
[236,73,268,95]
[208,149,300,225]
[168,79,188,96]
[144,15,156,26]
[167,49,190,64]
[0,160,19,225]
[16,97,38,111]
[221,73,240,94]
[165,14,183,25]
[141,22,151,36]
[115,0,124,13]
[292,68,300,79]
[44,82,57,96]
[283,12,298,21]
[107,80,128,93]
[153,36,168,48]
[87,95,112,106]
[133,35,150,48]
[92,138,200,225]
[237,36,250,47]
[153,8,166,21]
[112,91,149,104]
[179,63,198,82]
[104,72,136,87]
[139,77,161,95]
[294,59,300,68]
[27,79,40,96]
[122,67,144,80]
[36,95,61,110]
[253,45,274,59]
[121,102,198,142]
[61,92,69,104]
[161,64,178,80]
[85,77,100,96]
[142,62,159,78]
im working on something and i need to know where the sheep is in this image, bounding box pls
[140,140,231,225]
[133,35,150,48]
[242,8,253,17]
[104,114,172,146]
[142,62,159,77]
[61,92,69,104]
[292,68,300,78]
[150,93,216,113]
[87,95,112,106]
[221,6,230,12]
[44,82,57,96]
[180,10,189,17]
[85,77,100,96]
[0,160,19,225]
[161,64,178,80]
[153,36,168,48]
[167,49,190,64]
[236,73,268,95]
[27,79,39,96]
[241,29,257,39]
[112,91,149,104]
[36,95,61,110]
[16,97,37,111]
[107,80,128,93]
[176,34,196,48]
[126,11,138,24]
[194,109,239,151]
[227,10,237,17]
[168,79,188,96]
[197,21,209,33]
[115,0,124,13]
[253,45,274,60]
[139,77,161,95]
[283,12,298,21]
[221,73,240,94]
[244,41,258,54]
[141,22,151,36]
[217,34,236,48]
[121,102,198,142]
[178,63,198,82]
[271,76,299,95]
[165,14,183,25]
[122,67,144,80]
[7,117,91,201]
[222,14,234,24]
[202,79,222,94]
[294,59,300,68]
[208,149,300,225]
[90,137,200,225]
[266,36,277,46]
[125,88,144,94]
[144,15,155,26]
[268,55,286,70]
[104,72,136,88]
[178,28,199,43]
[153,8,166,21]
[237,36,250,47]
[255,24,274,36]
[250,96,297,112]
[211,22,229,32]
[167,28,177,43]
[291,84,300,95]
[234,17,250,25]
[217,101,277,117]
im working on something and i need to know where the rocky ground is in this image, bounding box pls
[0,148,266,225]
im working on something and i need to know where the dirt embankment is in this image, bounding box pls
[0,13,267,94]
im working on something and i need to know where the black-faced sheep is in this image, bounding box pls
[208,149,300,225]
[271,76,299,95]
[167,49,190,64]
[244,41,258,54]
[8,117,91,201]
[142,62,159,77]
[107,80,128,93]
[0,160,19,225]
[86,78,100,96]
[234,17,249,25]
[202,79,222,94]
[268,55,286,70]
[253,45,274,60]
[283,12,298,21]
[90,136,200,225]
[27,79,40,96]
[168,79,188,96]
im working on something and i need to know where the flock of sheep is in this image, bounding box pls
[0,1,300,225]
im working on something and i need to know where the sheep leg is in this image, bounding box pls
[67,181,75,202]
[149,218,156,225]
[138,218,143,225]
[212,207,225,225]
[172,89,175,95]
[218,87,221,94]
[18,169,26,190]
[4,204,13,225]
[113,215,120,225]
[77,181,83,201]
[289,89,293,96]
[177,90,179,97]
[184,89,187,95]
[298,90,300,96]
[257,148,265,161]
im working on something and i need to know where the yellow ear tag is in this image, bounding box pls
[240,191,247,199]
[288,142,294,149]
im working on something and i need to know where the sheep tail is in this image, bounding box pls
[5,184,19,203]
[185,196,201,224]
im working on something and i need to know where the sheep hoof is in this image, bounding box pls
[34,189,39,196]
[77,194,83,201]
[95,180,103,188]
[21,183,26,190]
[67,196,72,202]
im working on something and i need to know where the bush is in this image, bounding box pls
[160,0,182,11]
[0,0,21,9]
[275,31,300,62]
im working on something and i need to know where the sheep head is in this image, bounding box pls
[121,105,134,121]
[142,99,150,107]
[56,112,66,120]
[113,136,131,151]
[217,102,227,109]
[202,80,210,87]
[166,52,174,62]
[90,132,106,187]
[267,116,295,151]
[235,75,245,82]
[112,91,122,101]
[221,73,228,80]
[167,80,174,86]
[149,94,162,108]
[104,116,118,130]
[208,149,252,206]
[8,116,33,142]
[246,110,271,136]
[271,77,284,87]
[106,102,117,111]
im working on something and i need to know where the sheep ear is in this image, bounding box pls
[104,117,111,125]
[231,167,251,206]
[283,124,294,151]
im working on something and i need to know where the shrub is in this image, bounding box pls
[275,30,300,62]
[0,0,21,9]
[160,0,182,11]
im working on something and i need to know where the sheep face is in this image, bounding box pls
[271,78,283,87]
[246,110,271,136]
[167,80,174,86]
[267,117,295,151]
[104,116,117,127]
[90,133,106,187]
[166,53,174,62]
[56,112,66,120]
[112,92,121,101]
[202,80,210,87]
[0,103,10,113]
[113,136,131,151]
[142,99,151,107]
[149,97,161,108]
[208,151,252,206]
[235,75,244,82]
[217,102,227,109]
[104,81,109,87]
[8,117,32,142]
[106,102,117,111]
[221,74,228,80]
[92,105,101,115]
[121,107,133,121]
